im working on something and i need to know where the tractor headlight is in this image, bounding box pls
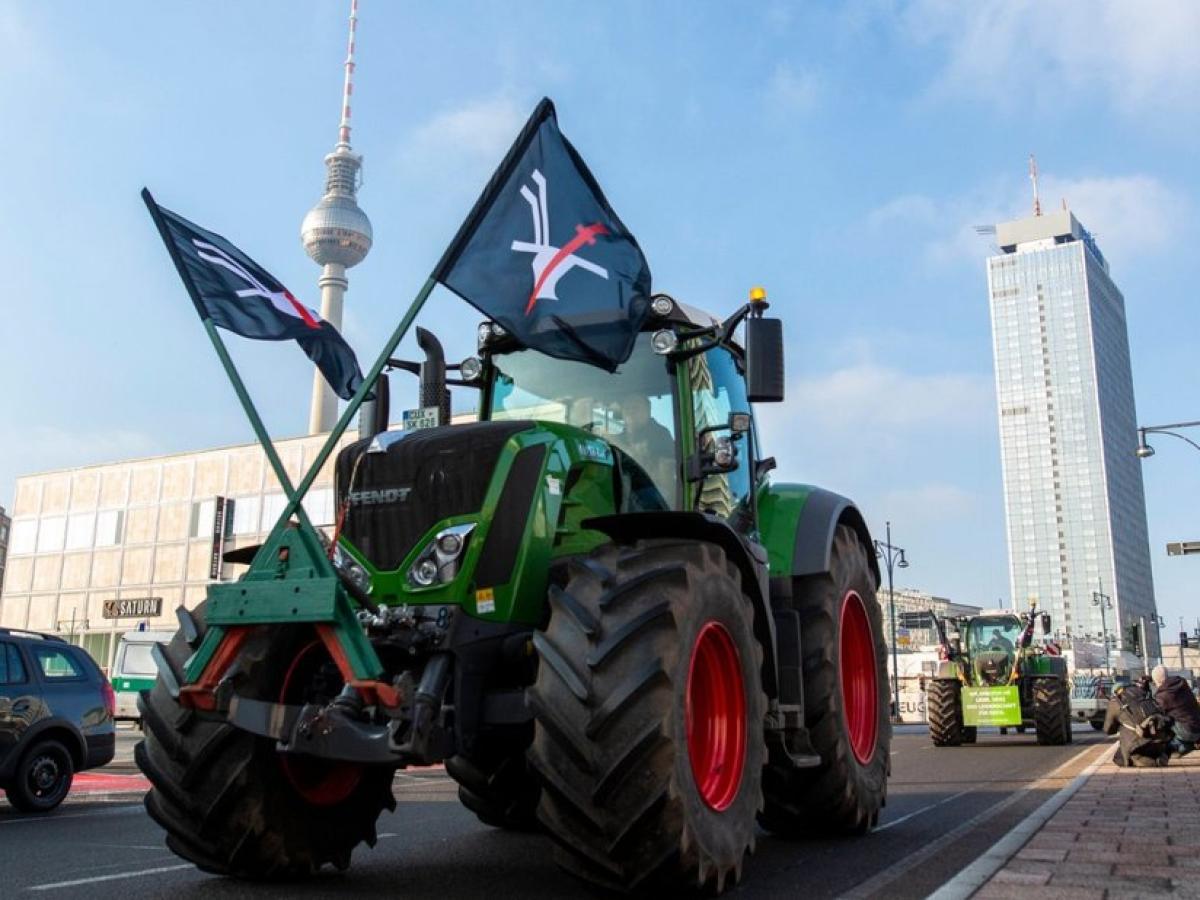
[321,531,373,596]
[650,295,674,317]
[460,356,483,382]
[651,329,678,355]
[408,523,476,588]
[412,558,439,587]
[437,531,463,555]
[477,322,507,350]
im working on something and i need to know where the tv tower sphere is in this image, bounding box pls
[300,145,373,268]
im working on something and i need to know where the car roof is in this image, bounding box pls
[0,626,67,643]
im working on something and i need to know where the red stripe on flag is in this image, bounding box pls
[525,223,609,316]
[284,290,322,329]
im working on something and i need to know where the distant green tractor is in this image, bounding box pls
[137,291,892,893]
[926,606,1071,747]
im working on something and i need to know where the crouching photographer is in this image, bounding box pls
[1152,664,1200,756]
[1102,681,1174,767]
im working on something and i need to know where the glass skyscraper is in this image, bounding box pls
[987,209,1158,659]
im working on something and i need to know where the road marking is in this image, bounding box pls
[926,742,1111,900]
[875,788,974,831]
[841,741,1106,899]
[27,863,194,892]
[1,805,143,825]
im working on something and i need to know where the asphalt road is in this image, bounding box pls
[0,725,1113,899]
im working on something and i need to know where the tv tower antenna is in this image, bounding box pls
[301,0,373,434]
[337,0,358,149]
[1029,153,1043,217]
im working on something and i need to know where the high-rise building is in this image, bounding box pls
[301,0,372,434]
[987,203,1159,659]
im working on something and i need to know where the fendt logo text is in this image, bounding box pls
[348,486,413,506]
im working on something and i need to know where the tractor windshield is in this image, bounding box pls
[488,332,678,501]
[968,616,1022,686]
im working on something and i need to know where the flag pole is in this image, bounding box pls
[141,189,323,545]
[259,277,438,547]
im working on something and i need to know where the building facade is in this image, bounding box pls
[987,209,1159,658]
[0,431,358,671]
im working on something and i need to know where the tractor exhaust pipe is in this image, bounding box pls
[416,326,451,426]
[357,371,390,440]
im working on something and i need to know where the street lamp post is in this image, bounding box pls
[1135,419,1200,459]
[874,521,909,725]
[1092,584,1112,672]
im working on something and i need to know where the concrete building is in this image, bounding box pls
[987,206,1158,658]
[0,504,11,595]
[0,431,360,670]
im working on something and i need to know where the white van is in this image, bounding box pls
[111,629,175,722]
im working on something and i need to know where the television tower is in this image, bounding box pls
[301,0,372,434]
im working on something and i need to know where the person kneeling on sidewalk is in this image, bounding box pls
[1102,682,1174,767]
[1152,664,1200,755]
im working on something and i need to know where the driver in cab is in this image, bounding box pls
[610,394,675,497]
[987,628,1014,654]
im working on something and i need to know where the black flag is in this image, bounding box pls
[143,190,364,399]
[433,99,652,371]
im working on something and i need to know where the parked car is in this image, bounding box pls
[0,627,116,811]
[111,630,174,724]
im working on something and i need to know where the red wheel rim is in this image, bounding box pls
[278,639,363,806]
[685,621,747,811]
[840,591,878,765]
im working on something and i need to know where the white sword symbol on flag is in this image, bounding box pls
[192,239,322,328]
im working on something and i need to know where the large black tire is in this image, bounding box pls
[760,525,891,835]
[1032,677,1070,746]
[136,604,396,876]
[1090,713,1106,732]
[4,739,74,812]
[526,540,766,893]
[445,737,541,831]
[927,679,964,747]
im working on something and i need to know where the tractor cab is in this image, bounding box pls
[331,291,785,618]
[965,615,1022,686]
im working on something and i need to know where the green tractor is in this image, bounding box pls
[136,290,891,892]
[926,605,1071,747]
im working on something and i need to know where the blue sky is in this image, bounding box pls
[1,1,1197,633]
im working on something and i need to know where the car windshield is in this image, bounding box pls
[118,642,157,677]
[488,332,678,501]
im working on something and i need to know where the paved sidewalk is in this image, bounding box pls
[975,750,1200,898]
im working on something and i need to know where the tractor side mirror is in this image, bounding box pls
[1041,613,1052,634]
[745,317,784,403]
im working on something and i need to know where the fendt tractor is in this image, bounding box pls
[136,292,892,892]
[926,605,1072,747]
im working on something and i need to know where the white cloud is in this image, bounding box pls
[762,362,993,435]
[755,358,993,495]
[765,64,821,115]
[398,95,526,175]
[902,0,1200,116]
[864,171,1187,270]
[1038,174,1187,260]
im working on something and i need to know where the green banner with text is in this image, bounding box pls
[962,686,1022,727]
